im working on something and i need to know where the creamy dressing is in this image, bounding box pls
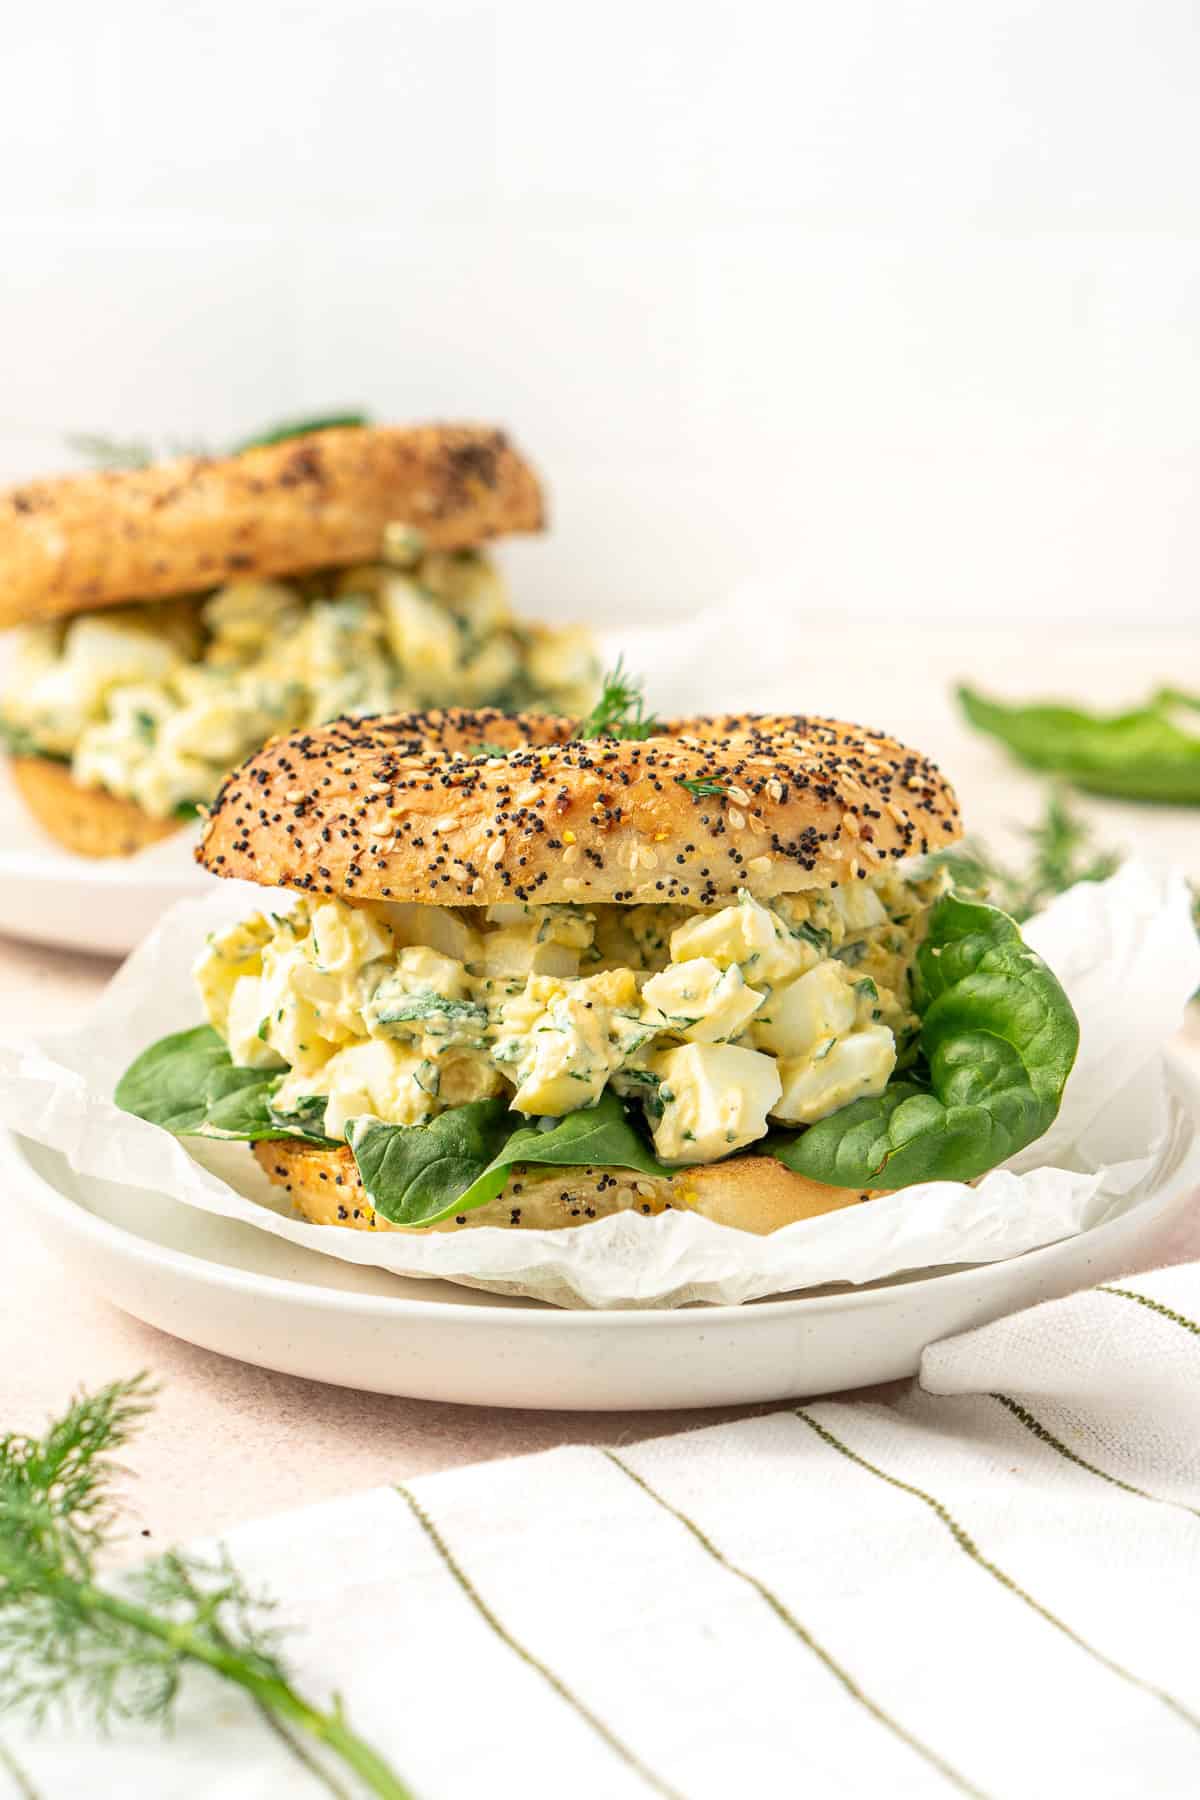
[1,545,595,818]
[194,871,944,1164]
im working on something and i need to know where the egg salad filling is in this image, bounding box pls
[0,536,595,820]
[193,869,947,1166]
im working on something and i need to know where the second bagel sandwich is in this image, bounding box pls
[0,422,595,856]
[116,706,1080,1237]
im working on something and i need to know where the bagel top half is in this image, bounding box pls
[0,423,543,631]
[198,709,962,907]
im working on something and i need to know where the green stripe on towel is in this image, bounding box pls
[1099,1286,1200,1339]
[795,1408,1200,1736]
[991,1394,1200,1523]
[604,1450,985,1800]
[395,1484,680,1799]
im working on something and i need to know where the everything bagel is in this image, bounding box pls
[198,708,963,905]
[0,424,544,629]
[117,694,1079,1253]
[252,1138,876,1235]
[0,424,599,855]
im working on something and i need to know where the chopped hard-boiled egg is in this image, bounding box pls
[649,1043,782,1162]
[380,575,462,696]
[276,1037,440,1140]
[381,902,481,966]
[750,961,858,1058]
[495,968,649,1115]
[193,915,273,1035]
[225,975,287,1071]
[641,958,764,1043]
[773,1026,897,1125]
[308,900,393,975]
[191,874,938,1165]
[0,549,598,818]
[670,892,809,985]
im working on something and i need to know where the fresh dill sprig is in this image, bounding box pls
[66,413,368,472]
[678,777,728,801]
[64,433,158,472]
[231,413,368,453]
[923,790,1121,922]
[0,1374,411,1798]
[572,657,659,742]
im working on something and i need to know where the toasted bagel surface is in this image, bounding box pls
[253,1139,876,1235]
[200,708,961,905]
[9,756,180,858]
[0,424,543,630]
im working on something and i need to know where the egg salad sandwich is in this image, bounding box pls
[115,690,1080,1237]
[0,422,594,857]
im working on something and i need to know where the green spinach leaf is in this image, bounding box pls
[457,1091,671,1212]
[346,1100,514,1226]
[959,684,1200,805]
[114,1026,332,1144]
[770,893,1079,1188]
[347,1090,672,1227]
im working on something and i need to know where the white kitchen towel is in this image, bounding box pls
[6,1262,1200,1799]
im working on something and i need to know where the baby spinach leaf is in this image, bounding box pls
[770,893,1079,1189]
[347,1101,514,1226]
[457,1092,671,1213]
[114,1026,332,1144]
[201,1067,284,1139]
[959,684,1200,805]
[115,1026,237,1134]
[346,1090,672,1227]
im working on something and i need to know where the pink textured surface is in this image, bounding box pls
[2,931,1198,1549]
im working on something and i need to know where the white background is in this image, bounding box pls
[1,0,1198,635]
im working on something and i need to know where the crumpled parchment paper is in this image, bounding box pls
[1,861,1197,1309]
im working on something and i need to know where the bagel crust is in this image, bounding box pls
[253,1139,876,1235]
[0,424,544,630]
[9,755,180,858]
[200,708,962,906]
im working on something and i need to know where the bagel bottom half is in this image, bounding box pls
[9,755,180,858]
[253,1139,879,1235]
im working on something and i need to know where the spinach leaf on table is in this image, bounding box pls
[770,892,1079,1189]
[959,684,1200,805]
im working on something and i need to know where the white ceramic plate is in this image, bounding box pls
[8,1123,1195,1410]
[0,761,213,954]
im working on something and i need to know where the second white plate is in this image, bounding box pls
[0,762,211,955]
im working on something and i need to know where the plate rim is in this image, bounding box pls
[6,1050,1195,1329]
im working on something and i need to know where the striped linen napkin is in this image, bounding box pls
[7,1264,1200,1799]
